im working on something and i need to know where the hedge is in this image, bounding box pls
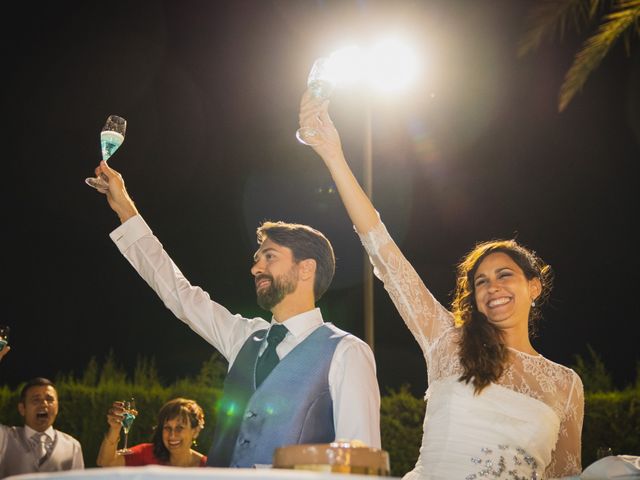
[1,354,638,477]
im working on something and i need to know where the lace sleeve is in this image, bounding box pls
[545,372,584,478]
[357,219,455,360]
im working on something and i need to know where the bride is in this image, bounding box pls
[298,91,584,479]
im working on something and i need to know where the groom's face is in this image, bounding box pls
[251,239,300,311]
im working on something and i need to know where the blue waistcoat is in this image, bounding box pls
[206,323,346,467]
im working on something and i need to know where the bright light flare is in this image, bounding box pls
[323,38,420,94]
[327,45,364,87]
[365,38,419,92]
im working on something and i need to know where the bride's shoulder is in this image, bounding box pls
[537,354,584,391]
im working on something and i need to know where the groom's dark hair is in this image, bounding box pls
[257,221,335,301]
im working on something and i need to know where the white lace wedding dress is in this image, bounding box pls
[358,220,584,480]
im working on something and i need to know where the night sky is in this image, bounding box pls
[3,0,639,397]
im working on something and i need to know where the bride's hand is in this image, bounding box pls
[298,90,342,160]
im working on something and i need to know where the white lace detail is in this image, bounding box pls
[357,219,584,478]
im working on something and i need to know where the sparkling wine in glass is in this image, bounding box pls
[85,115,127,190]
[116,397,137,455]
[0,325,9,353]
[296,57,336,146]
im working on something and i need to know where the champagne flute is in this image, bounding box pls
[116,397,137,455]
[0,325,9,353]
[85,115,127,190]
[296,57,336,146]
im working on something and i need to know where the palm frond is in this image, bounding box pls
[518,0,602,57]
[559,0,640,111]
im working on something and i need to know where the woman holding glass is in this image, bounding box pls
[0,325,9,361]
[97,397,206,467]
[298,91,584,479]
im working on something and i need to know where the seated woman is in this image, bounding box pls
[97,397,206,467]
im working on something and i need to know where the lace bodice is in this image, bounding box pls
[358,220,584,478]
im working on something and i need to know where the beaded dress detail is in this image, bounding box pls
[357,219,584,480]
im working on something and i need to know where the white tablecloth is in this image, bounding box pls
[6,465,396,480]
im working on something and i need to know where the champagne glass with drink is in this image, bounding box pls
[116,397,137,455]
[296,57,336,146]
[85,115,127,190]
[0,325,9,353]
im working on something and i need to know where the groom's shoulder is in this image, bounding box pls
[322,323,370,350]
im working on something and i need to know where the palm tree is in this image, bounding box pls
[518,0,640,112]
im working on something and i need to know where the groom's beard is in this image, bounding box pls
[255,268,299,311]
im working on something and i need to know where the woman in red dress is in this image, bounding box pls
[97,397,206,467]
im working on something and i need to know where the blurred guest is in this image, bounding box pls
[0,377,84,478]
[97,397,206,467]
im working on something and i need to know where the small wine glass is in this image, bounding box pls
[596,446,613,460]
[116,397,137,455]
[85,115,127,190]
[296,57,336,146]
[0,325,9,353]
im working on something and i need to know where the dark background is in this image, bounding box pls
[3,0,639,397]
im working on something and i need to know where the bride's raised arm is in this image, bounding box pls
[299,91,455,365]
[298,91,379,234]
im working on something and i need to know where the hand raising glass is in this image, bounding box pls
[298,88,342,159]
[0,325,11,359]
[296,58,336,146]
[0,325,9,355]
[115,397,137,456]
[85,115,127,190]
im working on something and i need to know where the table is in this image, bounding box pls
[6,465,397,480]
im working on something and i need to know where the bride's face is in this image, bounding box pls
[473,252,540,329]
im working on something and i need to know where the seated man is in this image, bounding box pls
[0,369,84,478]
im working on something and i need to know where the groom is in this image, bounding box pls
[92,161,381,467]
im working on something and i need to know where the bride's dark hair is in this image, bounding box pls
[451,239,552,394]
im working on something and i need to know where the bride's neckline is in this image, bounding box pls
[507,346,542,358]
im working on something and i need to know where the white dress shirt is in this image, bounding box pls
[24,425,55,442]
[110,214,381,448]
